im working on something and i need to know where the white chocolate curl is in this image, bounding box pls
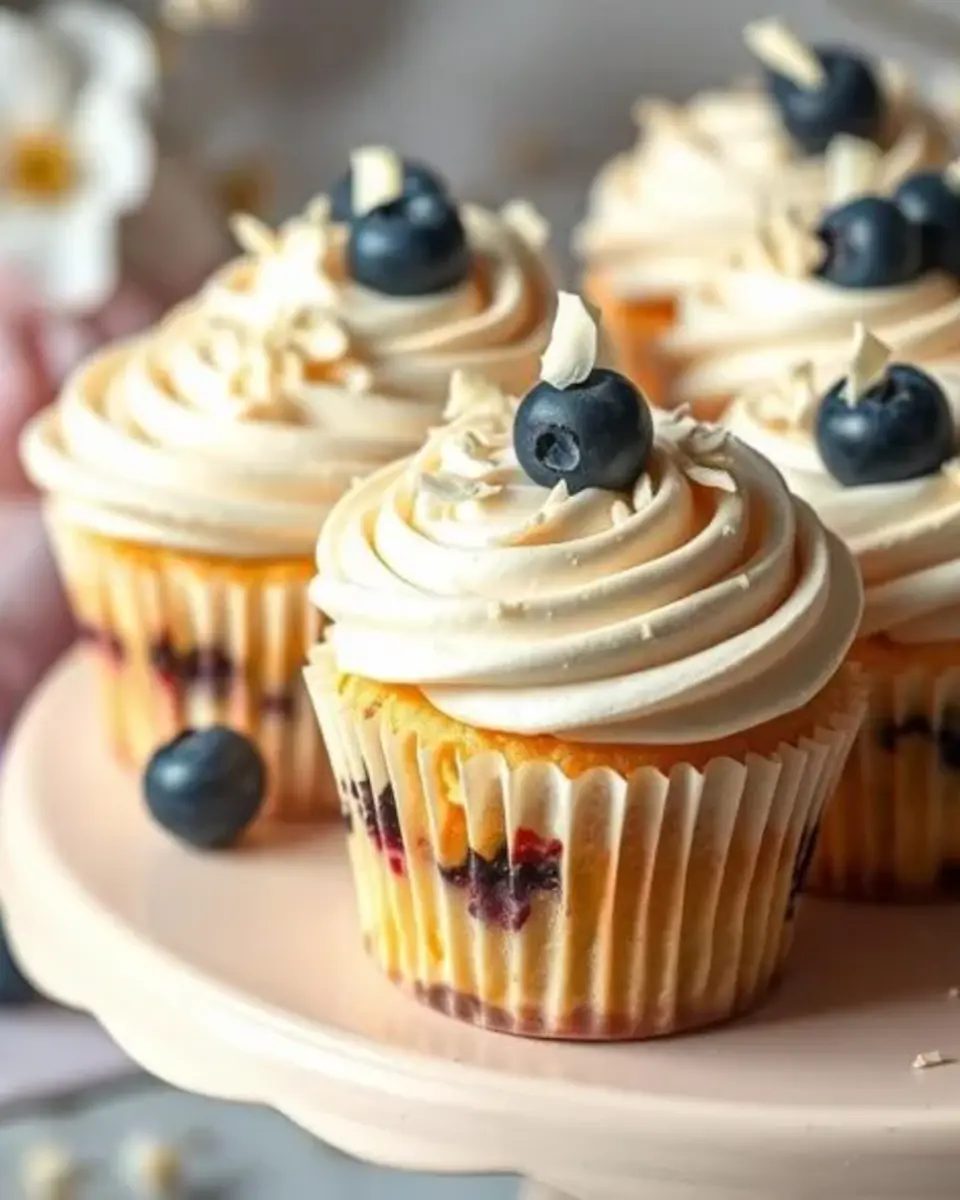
[351,146,404,217]
[744,19,826,89]
[540,292,598,389]
[826,135,884,205]
[845,323,892,405]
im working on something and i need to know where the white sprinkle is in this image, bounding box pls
[913,1050,954,1070]
[640,623,654,640]
[121,1136,182,1195]
[736,574,751,591]
[611,499,632,525]
[540,293,598,390]
[21,1145,79,1200]
[721,524,738,538]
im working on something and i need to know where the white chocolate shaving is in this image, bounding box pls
[21,1145,80,1200]
[500,199,550,249]
[121,1136,182,1196]
[540,292,598,390]
[845,323,892,405]
[610,499,632,525]
[743,19,826,89]
[351,146,404,217]
[945,159,960,196]
[658,412,737,493]
[229,212,278,257]
[543,480,571,509]
[826,135,883,205]
[443,370,513,422]
[912,1050,954,1070]
[419,473,501,503]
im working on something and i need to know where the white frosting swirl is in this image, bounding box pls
[21,202,554,558]
[729,364,960,643]
[312,392,862,744]
[663,267,960,405]
[576,67,947,299]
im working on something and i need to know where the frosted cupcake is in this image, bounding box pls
[576,19,949,391]
[305,294,864,1039]
[20,149,555,822]
[729,324,960,898]
[659,148,960,422]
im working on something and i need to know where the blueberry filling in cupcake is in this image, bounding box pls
[346,777,405,875]
[877,711,960,770]
[440,831,563,932]
[78,623,125,664]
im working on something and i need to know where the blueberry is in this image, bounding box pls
[347,191,471,297]
[330,158,446,223]
[144,727,266,850]
[766,46,883,155]
[894,171,960,279]
[0,913,38,1006]
[513,367,654,495]
[817,197,924,289]
[815,364,954,487]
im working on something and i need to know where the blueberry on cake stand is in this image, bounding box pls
[2,649,960,1200]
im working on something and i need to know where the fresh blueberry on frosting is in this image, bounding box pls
[513,294,654,495]
[815,324,954,487]
[816,195,923,289]
[346,146,470,297]
[745,20,883,156]
[330,148,446,222]
[894,163,960,279]
[144,727,267,850]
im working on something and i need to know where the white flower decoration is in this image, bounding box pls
[0,1,157,310]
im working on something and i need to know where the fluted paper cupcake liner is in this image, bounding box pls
[47,514,332,822]
[306,649,863,1040]
[810,663,960,899]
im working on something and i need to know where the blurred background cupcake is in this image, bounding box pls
[729,323,960,898]
[306,295,865,1039]
[658,143,960,420]
[19,157,554,821]
[575,19,951,397]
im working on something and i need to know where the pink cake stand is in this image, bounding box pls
[3,649,960,1200]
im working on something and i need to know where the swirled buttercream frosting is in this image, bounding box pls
[311,374,862,745]
[21,194,555,558]
[576,57,947,299]
[729,349,960,644]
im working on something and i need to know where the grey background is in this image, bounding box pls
[163,0,958,247]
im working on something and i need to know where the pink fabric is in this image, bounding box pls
[0,276,167,735]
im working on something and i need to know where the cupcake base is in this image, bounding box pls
[583,272,675,406]
[48,516,332,822]
[306,652,864,1040]
[809,636,960,900]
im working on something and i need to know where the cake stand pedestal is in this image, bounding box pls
[3,651,960,1200]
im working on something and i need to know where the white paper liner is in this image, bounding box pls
[305,648,863,1040]
[810,661,960,898]
[46,514,332,822]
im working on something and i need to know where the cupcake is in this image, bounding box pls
[304,294,864,1039]
[659,146,960,422]
[20,148,555,822]
[729,322,960,898]
[575,19,949,392]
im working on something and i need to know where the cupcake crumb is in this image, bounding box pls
[912,1050,954,1070]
